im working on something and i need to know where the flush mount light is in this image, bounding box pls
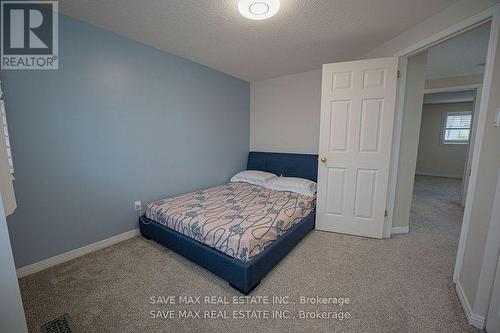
[239,0,280,20]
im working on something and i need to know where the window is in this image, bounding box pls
[442,111,472,145]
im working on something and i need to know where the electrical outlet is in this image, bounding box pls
[134,201,142,212]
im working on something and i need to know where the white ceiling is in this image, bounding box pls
[426,22,491,80]
[59,0,460,81]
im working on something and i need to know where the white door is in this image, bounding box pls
[316,57,399,238]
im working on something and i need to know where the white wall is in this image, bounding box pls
[250,69,321,154]
[416,102,473,178]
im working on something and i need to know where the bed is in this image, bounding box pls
[139,152,318,294]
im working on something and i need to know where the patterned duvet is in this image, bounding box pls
[145,182,316,263]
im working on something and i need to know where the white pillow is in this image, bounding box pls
[266,177,317,197]
[230,170,277,186]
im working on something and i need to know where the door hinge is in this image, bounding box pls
[397,70,401,79]
[384,209,388,217]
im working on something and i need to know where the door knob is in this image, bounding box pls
[320,156,327,163]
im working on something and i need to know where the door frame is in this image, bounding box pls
[459,86,481,206]
[385,3,500,287]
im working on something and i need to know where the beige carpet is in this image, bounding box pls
[19,176,478,333]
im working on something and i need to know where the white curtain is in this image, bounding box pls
[0,82,16,216]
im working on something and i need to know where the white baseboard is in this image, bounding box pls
[415,171,463,179]
[391,226,409,235]
[455,282,486,329]
[16,228,140,278]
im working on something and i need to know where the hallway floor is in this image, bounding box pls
[18,176,476,332]
[410,175,465,248]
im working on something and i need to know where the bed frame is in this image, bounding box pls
[139,152,318,294]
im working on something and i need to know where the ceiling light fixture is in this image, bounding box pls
[239,0,280,20]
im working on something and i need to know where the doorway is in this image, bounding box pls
[407,21,490,261]
[385,9,500,328]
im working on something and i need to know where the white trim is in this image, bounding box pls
[456,281,486,329]
[423,99,475,105]
[385,58,408,238]
[424,84,482,95]
[391,226,409,235]
[394,4,499,58]
[415,172,463,179]
[454,5,500,283]
[16,228,140,278]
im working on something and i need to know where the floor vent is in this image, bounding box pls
[40,313,75,333]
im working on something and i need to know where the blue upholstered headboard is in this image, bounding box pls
[247,152,319,182]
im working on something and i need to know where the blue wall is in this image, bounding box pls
[0,15,250,268]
